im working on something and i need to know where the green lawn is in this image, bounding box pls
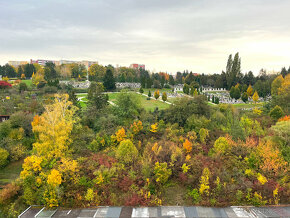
[76,93,88,98]
[139,95,170,111]
[77,92,171,111]
[233,102,263,108]
[21,79,33,87]
[107,92,120,102]
[0,159,23,187]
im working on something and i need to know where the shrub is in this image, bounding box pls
[9,144,26,161]
[116,139,138,165]
[270,105,284,120]
[43,86,58,93]
[236,190,243,204]
[199,128,209,144]
[19,82,28,92]
[85,188,94,202]
[188,188,201,204]
[242,92,248,103]
[164,84,170,89]
[0,81,12,89]
[0,183,20,204]
[199,167,210,196]
[154,162,172,184]
[213,137,231,154]
[0,148,9,168]
[257,173,268,185]
[148,90,152,98]
[139,87,144,93]
[37,81,46,89]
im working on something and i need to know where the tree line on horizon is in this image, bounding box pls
[1,53,290,93]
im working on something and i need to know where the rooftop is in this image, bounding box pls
[19,205,290,218]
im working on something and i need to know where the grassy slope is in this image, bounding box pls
[0,159,23,187]
[108,92,170,111]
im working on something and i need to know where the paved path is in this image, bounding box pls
[19,205,290,218]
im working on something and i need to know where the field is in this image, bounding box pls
[0,159,23,187]
[77,92,171,111]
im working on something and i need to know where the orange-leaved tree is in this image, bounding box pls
[183,139,193,153]
[154,90,160,100]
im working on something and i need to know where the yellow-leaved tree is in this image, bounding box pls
[252,91,259,104]
[21,94,79,207]
[247,85,254,97]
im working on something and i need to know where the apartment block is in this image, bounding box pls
[8,61,28,68]
[129,63,145,70]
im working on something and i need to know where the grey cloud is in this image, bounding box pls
[0,0,290,73]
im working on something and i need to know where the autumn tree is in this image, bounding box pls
[154,162,172,184]
[20,94,79,207]
[32,69,45,86]
[116,139,138,165]
[154,90,160,99]
[247,85,254,97]
[257,140,287,176]
[88,63,106,81]
[271,75,284,96]
[199,167,211,196]
[183,139,193,153]
[162,92,167,102]
[271,74,290,113]
[252,91,259,103]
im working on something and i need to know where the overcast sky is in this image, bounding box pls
[0,0,290,75]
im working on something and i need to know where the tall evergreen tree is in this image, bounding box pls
[169,75,175,86]
[225,53,241,89]
[23,64,36,78]
[4,64,16,78]
[281,67,287,77]
[17,66,24,78]
[103,68,116,91]
[44,62,57,81]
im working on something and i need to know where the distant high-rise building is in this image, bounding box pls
[30,59,97,69]
[30,59,57,66]
[80,60,98,69]
[8,61,28,68]
[130,63,145,70]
